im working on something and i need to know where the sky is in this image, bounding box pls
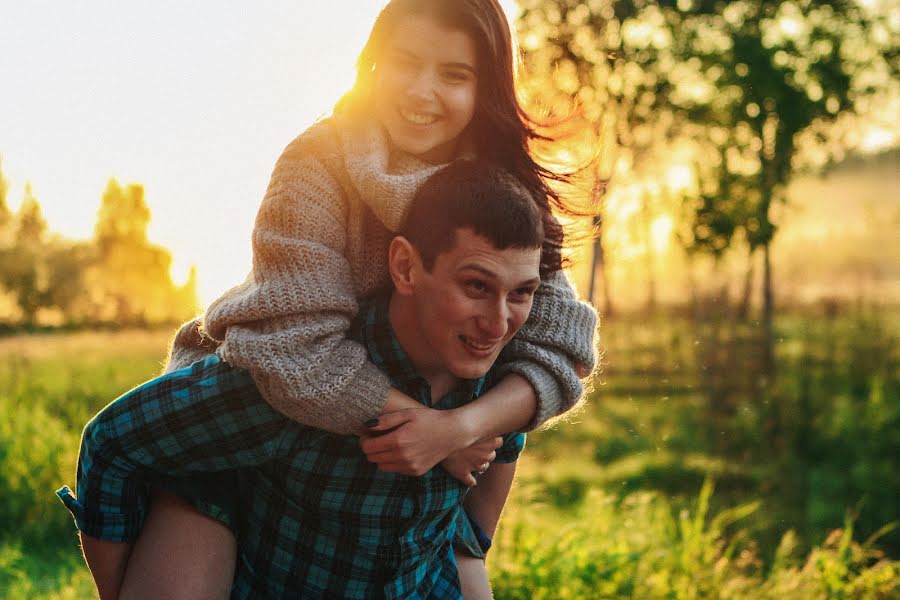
[0,1,516,305]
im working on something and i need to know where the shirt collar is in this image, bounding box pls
[352,294,485,402]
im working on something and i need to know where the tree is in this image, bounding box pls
[89,178,196,325]
[517,0,692,314]
[0,183,51,326]
[94,177,151,250]
[669,0,894,328]
[15,183,47,248]
[517,0,896,321]
[0,157,10,242]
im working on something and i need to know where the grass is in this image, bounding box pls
[1,312,898,597]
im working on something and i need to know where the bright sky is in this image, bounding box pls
[0,1,520,305]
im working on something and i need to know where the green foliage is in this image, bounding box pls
[1,314,898,596]
[491,483,898,599]
[0,330,168,597]
[517,0,897,316]
[0,176,199,328]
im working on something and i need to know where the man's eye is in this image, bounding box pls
[511,287,536,301]
[466,279,488,293]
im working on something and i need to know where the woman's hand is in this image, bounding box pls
[359,407,477,477]
[440,437,503,487]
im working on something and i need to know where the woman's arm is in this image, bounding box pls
[167,127,400,436]
[361,375,535,480]
[493,269,598,428]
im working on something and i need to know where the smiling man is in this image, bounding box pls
[59,160,546,598]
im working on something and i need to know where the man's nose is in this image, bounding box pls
[478,302,509,339]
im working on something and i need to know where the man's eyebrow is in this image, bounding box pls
[460,265,540,287]
[460,264,499,279]
[516,276,542,288]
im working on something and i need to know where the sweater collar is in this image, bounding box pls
[334,115,473,232]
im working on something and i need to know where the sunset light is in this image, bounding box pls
[0,3,385,305]
[4,2,900,597]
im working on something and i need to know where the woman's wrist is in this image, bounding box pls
[380,387,423,413]
[454,374,538,440]
[448,405,483,448]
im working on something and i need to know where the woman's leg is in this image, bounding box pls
[455,550,493,600]
[119,489,236,600]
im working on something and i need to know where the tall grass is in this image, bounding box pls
[0,329,170,597]
[490,480,899,599]
[1,315,897,597]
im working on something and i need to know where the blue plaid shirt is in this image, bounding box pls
[58,295,524,598]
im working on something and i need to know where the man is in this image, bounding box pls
[59,161,545,598]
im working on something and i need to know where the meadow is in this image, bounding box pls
[1,309,897,598]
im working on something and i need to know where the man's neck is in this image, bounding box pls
[388,294,460,401]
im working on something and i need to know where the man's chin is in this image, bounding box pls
[450,359,498,381]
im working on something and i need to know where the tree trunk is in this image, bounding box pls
[762,241,775,372]
[588,231,614,317]
[642,193,657,314]
[738,248,756,320]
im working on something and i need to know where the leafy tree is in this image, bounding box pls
[15,183,47,248]
[94,177,151,250]
[0,184,51,326]
[89,178,195,325]
[516,0,896,321]
[0,157,10,242]
[667,0,896,327]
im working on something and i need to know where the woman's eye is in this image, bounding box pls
[443,70,469,83]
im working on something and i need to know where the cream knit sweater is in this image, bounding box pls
[166,116,597,435]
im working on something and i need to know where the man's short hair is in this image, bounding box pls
[400,160,544,271]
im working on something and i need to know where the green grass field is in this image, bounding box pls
[1,313,897,598]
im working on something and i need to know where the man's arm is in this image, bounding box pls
[464,461,517,539]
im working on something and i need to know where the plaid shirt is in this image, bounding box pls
[58,295,524,599]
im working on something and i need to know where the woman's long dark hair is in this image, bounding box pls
[335,0,584,276]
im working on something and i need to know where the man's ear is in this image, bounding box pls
[388,236,422,295]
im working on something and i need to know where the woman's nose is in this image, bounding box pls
[406,70,436,102]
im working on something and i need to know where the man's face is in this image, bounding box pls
[406,228,541,380]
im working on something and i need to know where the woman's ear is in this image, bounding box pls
[388,236,421,295]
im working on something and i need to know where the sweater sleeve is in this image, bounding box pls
[494,268,598,430]
[191,142,392,436]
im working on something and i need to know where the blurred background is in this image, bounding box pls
[1,1,897,597]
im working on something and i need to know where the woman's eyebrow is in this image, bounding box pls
[389,47,476,75]
[442,61,477,74]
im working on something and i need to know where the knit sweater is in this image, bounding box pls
[165,115,598,435]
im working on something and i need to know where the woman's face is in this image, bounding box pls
[374,14,478,163]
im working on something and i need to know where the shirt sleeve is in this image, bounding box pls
[168,133,391,436]
[494,268,598,430]
[57,355,295,542]
[494,432,526,464]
